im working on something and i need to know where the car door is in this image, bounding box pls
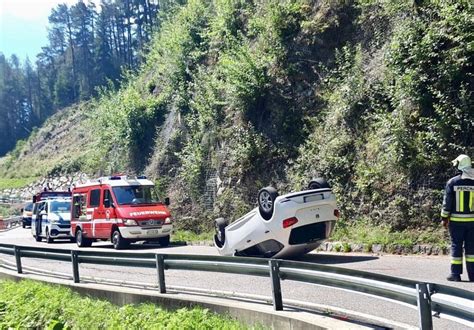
[88,188,102,238]
[36,202,46,237]
[98,188,116,239]
[72,192,90,237]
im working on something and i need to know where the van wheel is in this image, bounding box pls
[76,229,92,248]
[112,229,128,250]
[46,228,54,243]
[158,235,170,247]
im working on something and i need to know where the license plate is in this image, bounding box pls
[304,194,324,203]
[147,229,160,235]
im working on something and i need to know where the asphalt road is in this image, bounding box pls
[0,227,472,329]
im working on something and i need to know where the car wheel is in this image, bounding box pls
[46,228,54,243]
[308,178,330,190]
[112,229,127,250]
[22,222,25,229]
[258,187,278,220]
[76,229,92,248]
[214,218,227,246]
[158,235,170,247]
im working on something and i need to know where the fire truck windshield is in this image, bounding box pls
[112,186,160,205]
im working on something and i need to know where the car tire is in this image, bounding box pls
[76,228,92,248]
[258,187,278,220]
[308,178,330,190]
[214,218,227,246]
[22,222,25,229]
[158,235,170,247]
[112,229,127,250]
[46,228,54,243]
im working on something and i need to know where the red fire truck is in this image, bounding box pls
[70,175,172,249]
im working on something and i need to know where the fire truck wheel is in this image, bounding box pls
[46,228,54,243]
[112,229,128,250]
[158,235,170,247]
[76,228,92,247]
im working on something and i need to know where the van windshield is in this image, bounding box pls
[112,186,160,205]
[50,201,71,213]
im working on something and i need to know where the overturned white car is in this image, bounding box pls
[214,179,339,258]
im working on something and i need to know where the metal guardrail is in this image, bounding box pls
[0,243,472,329]
[0,216,22,230]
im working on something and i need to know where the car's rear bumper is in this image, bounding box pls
[119,225,172,239]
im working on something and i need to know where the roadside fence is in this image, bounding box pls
[0,243,472,329]
[0,216,22,230]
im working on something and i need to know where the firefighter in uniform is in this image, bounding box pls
[440,154,474,282]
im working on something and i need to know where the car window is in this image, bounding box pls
[103,189,113,208]
[32,203,39,215]
[36,202,45,214]
[89,189,101,207]
[24,203,33,212]
[73,194,87,219]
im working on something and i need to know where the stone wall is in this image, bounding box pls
[0,173,90,202]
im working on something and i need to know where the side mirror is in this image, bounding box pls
[164,197,170,206]
[39,210,47,216]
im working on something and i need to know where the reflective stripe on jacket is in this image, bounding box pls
[441,174,474,221]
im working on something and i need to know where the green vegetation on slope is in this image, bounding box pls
[0,177,37,190]
[1,0,472,238]
[0,102,97,179]
[0,280,250,329]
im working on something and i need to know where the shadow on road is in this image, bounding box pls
[96,242,187,251]
[295,253,379,265]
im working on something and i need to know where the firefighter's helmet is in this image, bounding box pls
[452,154,472,170]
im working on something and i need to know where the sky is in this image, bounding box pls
[0,0,80,62]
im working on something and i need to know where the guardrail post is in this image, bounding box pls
[13,246,22,274]
[416,283,433,330]
[269,259,283,311]
[156,254,166,293]
[71,250,80,283]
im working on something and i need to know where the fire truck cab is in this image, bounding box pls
[70,175,172,249]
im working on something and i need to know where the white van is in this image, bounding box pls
[31,198,73,243]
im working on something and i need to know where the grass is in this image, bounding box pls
[331,219,449,249]
[172,230,214,243]
[0,177,37,190]
[0,279,255,329]
[0,205,20,217]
